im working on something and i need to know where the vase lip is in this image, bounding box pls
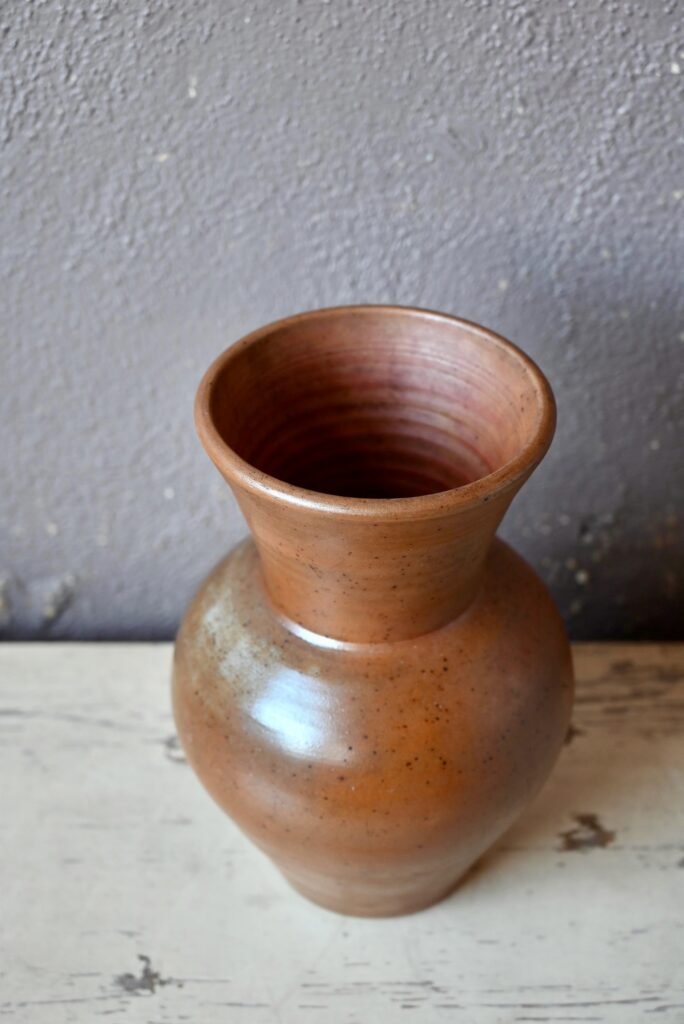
[194,304,557,521]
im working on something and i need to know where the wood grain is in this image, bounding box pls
[1,643,682,1022]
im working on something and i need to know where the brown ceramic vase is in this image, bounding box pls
[173,305,574,916]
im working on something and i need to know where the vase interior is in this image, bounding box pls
[207,309,545,500]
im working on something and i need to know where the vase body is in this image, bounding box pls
[173,305,574,916]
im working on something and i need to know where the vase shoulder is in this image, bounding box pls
[173,537,573,916]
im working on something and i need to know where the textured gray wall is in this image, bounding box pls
[2,0,683,641]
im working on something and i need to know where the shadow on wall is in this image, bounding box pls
[527,513,683,642]
[494,279,683,642]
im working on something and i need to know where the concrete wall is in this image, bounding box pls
[2,0,682,640]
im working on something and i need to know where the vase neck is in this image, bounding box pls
[233,484,521,644]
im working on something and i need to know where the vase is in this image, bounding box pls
[173,305,574,917]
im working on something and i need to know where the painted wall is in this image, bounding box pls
[2,0,682,640]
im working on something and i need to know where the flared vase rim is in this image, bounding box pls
[194,304,557,521]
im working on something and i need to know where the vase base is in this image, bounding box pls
[280,868,464,918]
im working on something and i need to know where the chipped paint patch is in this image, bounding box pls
[115,955,178,995]
[163,734,187,764]
[559,813,615,852]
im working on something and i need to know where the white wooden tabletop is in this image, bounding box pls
[1,643,683,1023]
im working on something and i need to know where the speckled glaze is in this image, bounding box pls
[173,306,574,916]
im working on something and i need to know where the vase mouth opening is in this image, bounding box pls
[195,305,556,518]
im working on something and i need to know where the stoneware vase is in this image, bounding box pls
[173,305,574,917]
